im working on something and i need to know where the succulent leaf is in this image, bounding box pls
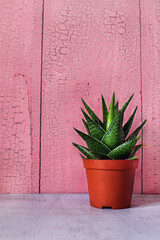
[74,93,146,160]
[123,106,138,138]
[74,128,111,156]
[102,110,125,150]
[129,144,143,158]
[72,143,95,159]
[114,102,119,116]
[127,156,138,160]
[82,119,90,135]
[101,94,108,130]
[82,109,105,140]
[121,93,134,115]
[81,98,103,127]
[80,154,86,159]
[107,92,115,130]
[107,136,140,159]
[127,120,147,141]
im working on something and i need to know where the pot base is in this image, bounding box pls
[90,202,131,210]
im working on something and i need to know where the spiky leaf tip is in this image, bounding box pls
[114,102,119,116]
[72,143,95,159]
[80,154,87,159]
[121,93,134,115]
[123,106,138,138]
[127,120,147,141]
[129,144,143,158]
[81,98,103,127]
[81,109,105,141]
[106,92,115,130]
[101,94,108,130]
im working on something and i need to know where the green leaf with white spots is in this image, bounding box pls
[74,128,111,156]
[102,110,125,150]
[72,143,95,159]
[74,93,147,160]
[107,136,140,159]
[82,109,105,141]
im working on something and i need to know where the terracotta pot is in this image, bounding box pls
[83,159,138,209]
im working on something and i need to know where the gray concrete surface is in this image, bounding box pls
[0,194,160,240]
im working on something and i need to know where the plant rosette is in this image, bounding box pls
[73,93,146,209]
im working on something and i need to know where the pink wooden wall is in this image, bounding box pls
[0,0,42,193]
[0,0,159,194]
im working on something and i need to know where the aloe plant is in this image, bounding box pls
[73,93,146,160]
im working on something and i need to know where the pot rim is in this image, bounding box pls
[83,159,138,170]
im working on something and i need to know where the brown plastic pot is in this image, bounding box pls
[83,159,138,209]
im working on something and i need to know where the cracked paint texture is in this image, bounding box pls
[0,0,42,193]
[141,0,160,193]
[0,0,160,194]
[41,0,142,193]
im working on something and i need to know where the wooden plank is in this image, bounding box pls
[0,0,42,193]
[141,0,160,193]
[41,0,142,193]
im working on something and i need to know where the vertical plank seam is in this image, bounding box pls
[39,0,44,194]
[139,0,143,194]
